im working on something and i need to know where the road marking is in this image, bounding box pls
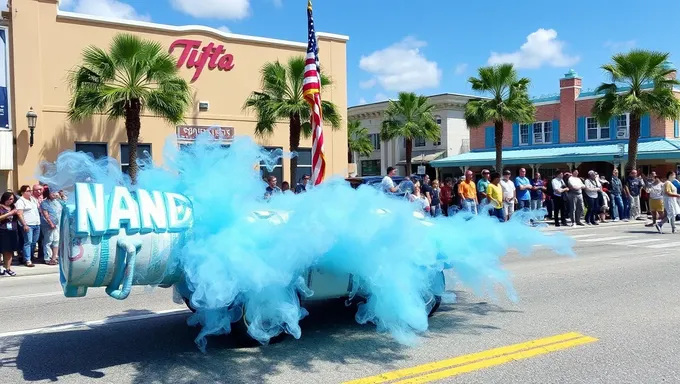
[569,234,596,239]
[0,308,189,338]
[579,236,629,242]
[647,240,680,249]
[0,291,63,300]
[343,332,598,384]
[617,238,664,246]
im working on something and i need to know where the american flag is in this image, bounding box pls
[303,0,325,186]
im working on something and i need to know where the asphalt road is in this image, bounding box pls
[1,221,679,383]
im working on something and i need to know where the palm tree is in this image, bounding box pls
[380,92,440,175]
[592,50,680,172]
[464,64,536,172]
[347,119,373,163]
[67,33,191,184]
[243,56,342,184]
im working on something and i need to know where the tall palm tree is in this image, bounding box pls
[592,50,680,173]
[347,119,373,163]
[380,92,440,175]
[465,64,536,172]
[67,33,191,184]
[243,56,342,184]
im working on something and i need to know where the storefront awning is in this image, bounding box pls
[430,139,680,168]
[397,151,446,165]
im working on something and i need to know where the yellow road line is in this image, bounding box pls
[394,336,598,384]
[343,332,597,384]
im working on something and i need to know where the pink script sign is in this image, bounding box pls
[169,39,235,82]
[176,126,234,141]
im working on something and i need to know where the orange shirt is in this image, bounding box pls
[458,180,477,200]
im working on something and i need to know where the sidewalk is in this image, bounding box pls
[8,258,60,277]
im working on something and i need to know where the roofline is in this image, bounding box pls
[348,92,490,110]
[55,10,348,50]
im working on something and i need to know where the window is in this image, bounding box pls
[120,144,152,175]
[519,124,530,145]
[369,133,381,150]
[260,146,283,185]
[533,121,552,144]
[586,117,610,141]
[616,114,629,139]
[434,116,442,146]
[414,137,426,147]
[361,159,381,176]
[295,148,312,182]
[75,143,107,159]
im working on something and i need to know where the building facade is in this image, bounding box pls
[0,0,349,191]
[347,93,478,178]
[432,67,680,179]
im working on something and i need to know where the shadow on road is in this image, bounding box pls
[4,293,520,383]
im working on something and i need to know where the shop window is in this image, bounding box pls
[260,146,283,185]
[120,143,152,175]
[75,143,107,159]
[295,148,312,183]
[361,159,381,176]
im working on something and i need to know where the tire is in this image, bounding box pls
[427,295,442,317]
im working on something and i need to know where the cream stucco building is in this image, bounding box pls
[0,0,349,191]
[347,93,478,178]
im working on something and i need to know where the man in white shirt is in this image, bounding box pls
[500,170,516,220]
[381,166,399,194]
[551,170,569,227]
[567,170,585,226]
[15,185,40,267]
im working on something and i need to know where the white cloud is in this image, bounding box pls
[217,26,231,33]
[375,93,388,102]
[273,0,283,7]
[604,39,636,52]
[171,0,250,20]
[359,97,367,105]
[59,0,150,21]
[487,28,579,69]
[359,37,442,92]
[454,63,468,75]
[359,79,376,89]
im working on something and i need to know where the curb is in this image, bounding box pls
[541,219,649,231]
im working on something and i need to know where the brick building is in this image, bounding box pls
[432,66,680,180]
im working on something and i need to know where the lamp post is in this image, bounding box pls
[26,107,37,147]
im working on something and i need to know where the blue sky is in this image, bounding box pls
[53,0,680,107]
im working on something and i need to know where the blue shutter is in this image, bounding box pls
[512,123,519,147]
[528,123,534,145]
[675,120,679,138]
[552,119,560,144]
[577,117,586,142]
[484,126,494,148]
[609,117,618,140]
[640,114,651,138]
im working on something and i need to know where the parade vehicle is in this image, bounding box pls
[58,183,445,346]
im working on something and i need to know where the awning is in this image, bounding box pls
[430,139,680,168]
[397,151,446,165]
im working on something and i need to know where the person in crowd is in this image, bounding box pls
[551,170,569,227]
[421,174,433,205]
[514,168,532,211]
[15,185,40,267]
[647,173,664,227]
[40,189,64,265]
[656,171,680,234]
[487,172,504,222]
[625,169,644,220]
[500,170,516,221]
[609,168,625,221]
[440,178,453,217]
[458,170,478,214]
[0,192,19,276]
[281,181,292,194]
[429,179,442,217]
[381,166,399,194]
[567,170,585,226]
[544,175,553,220]
[295,175,310,193]
[530,172,545,211]
[477,169,490,207]
[58,190,67,200]
[264,176,282,199]
[595,172,608,223]
[584,171,601,225]
[408,184,429,214]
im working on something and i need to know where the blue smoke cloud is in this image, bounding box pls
[39,133,574,351]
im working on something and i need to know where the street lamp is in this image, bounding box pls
[26,107,37,147]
